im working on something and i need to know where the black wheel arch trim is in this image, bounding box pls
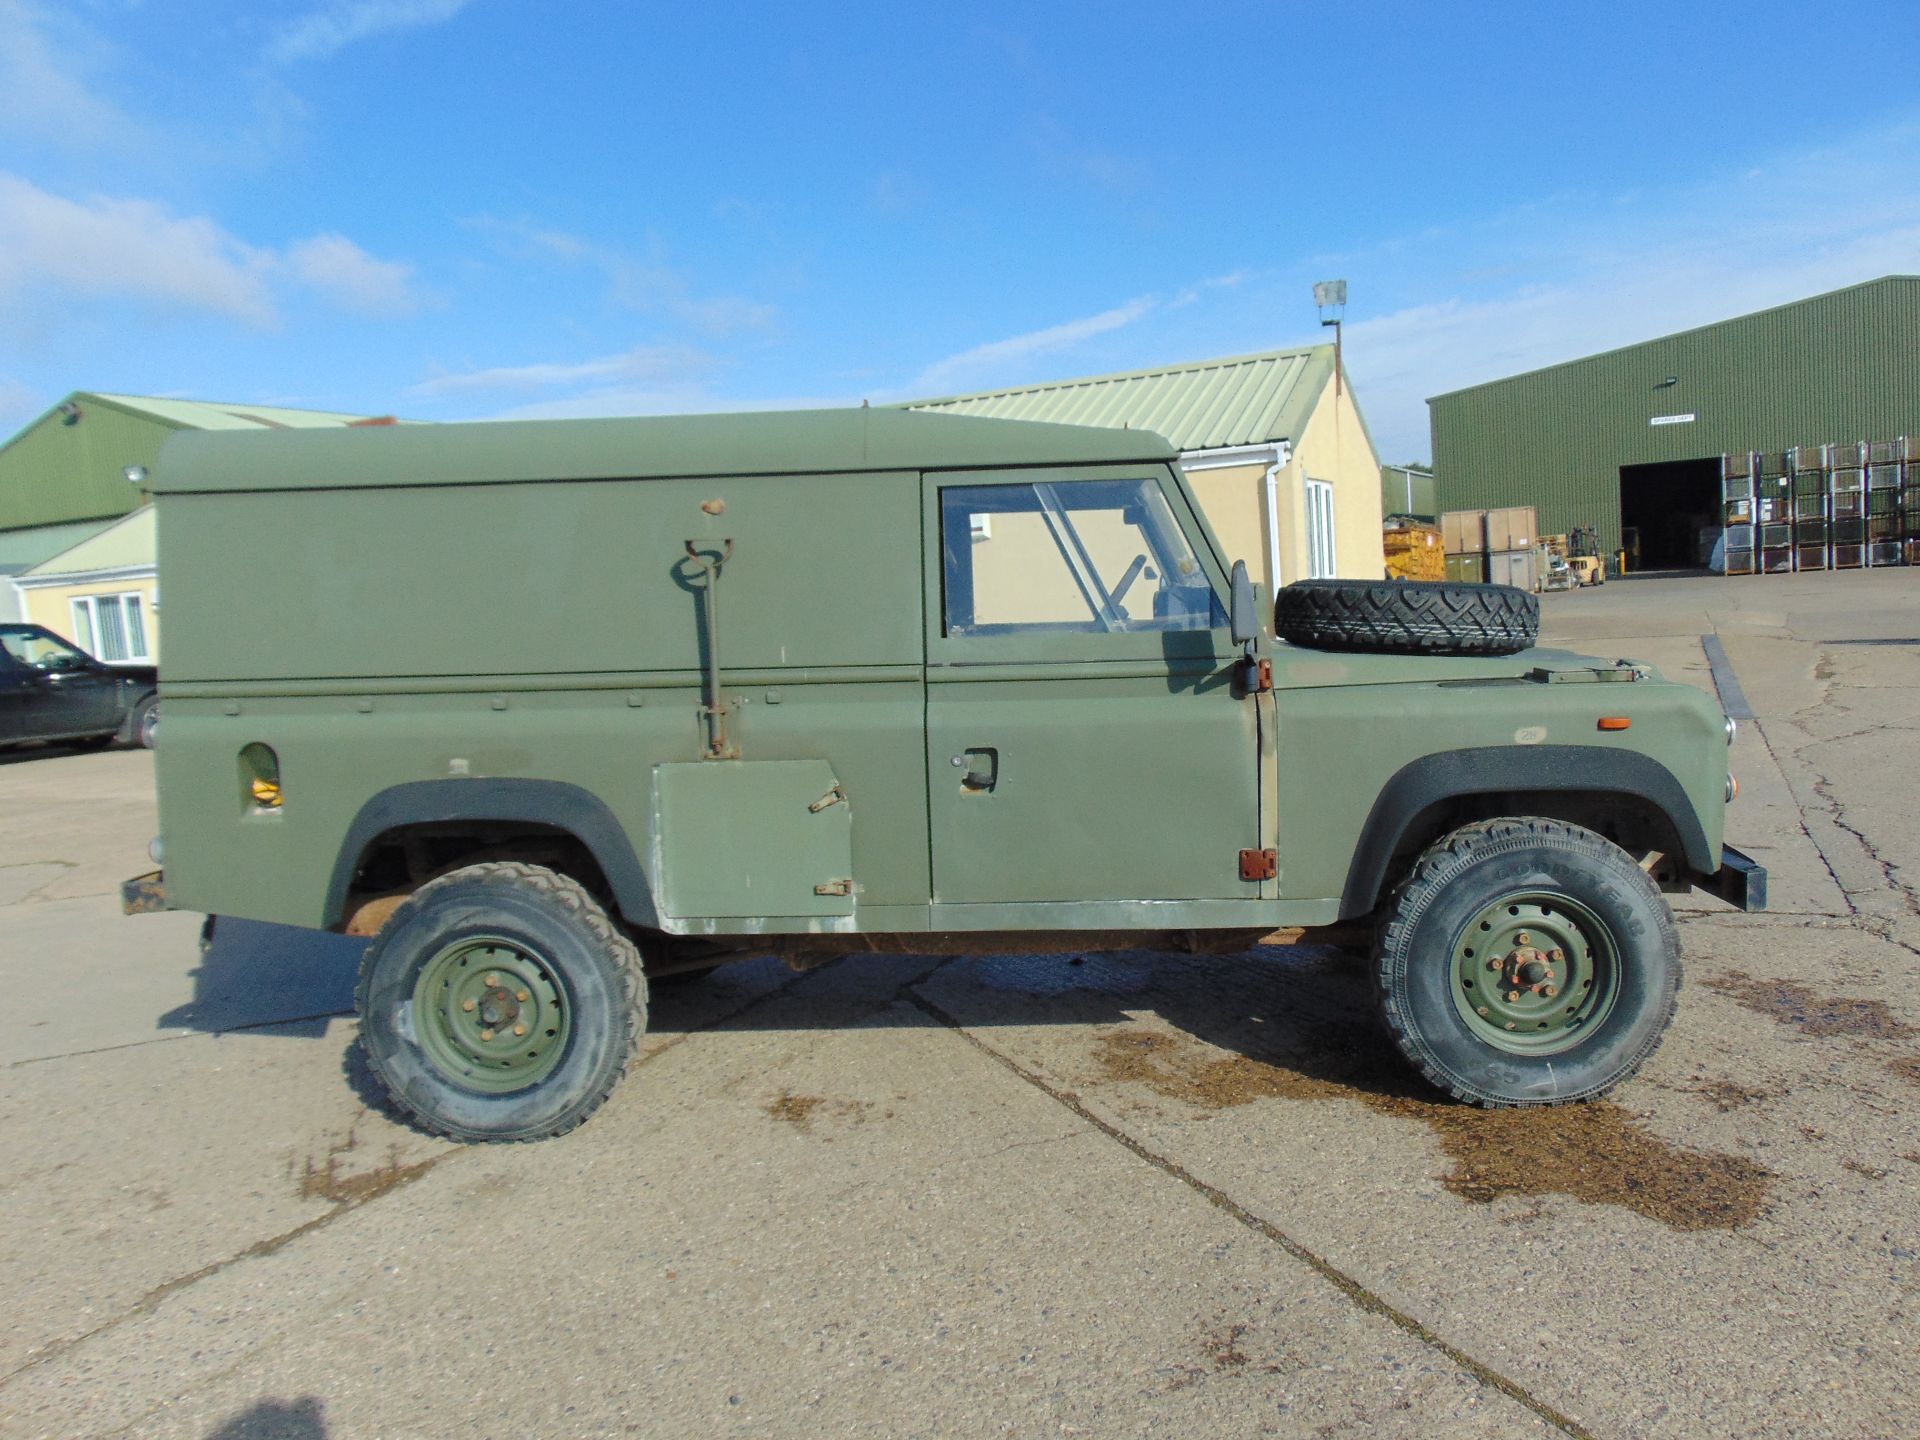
[325,778,658,930]
[1341,745,1713,920]
[116,688,158,744]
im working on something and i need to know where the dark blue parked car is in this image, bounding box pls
[0,623,158,750]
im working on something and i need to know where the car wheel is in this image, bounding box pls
[356,861,647,1142]
[1373,817,1680,1106]
[134,695,159,749]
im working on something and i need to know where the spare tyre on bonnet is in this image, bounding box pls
[1276,578,1539,656]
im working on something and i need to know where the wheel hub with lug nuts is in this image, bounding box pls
[1451,894,1621,1054]
[413,937,570,1093]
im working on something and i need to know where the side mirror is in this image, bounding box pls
[1229,560,1259,645]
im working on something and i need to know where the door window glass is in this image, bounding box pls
[941,478,1223,636]
[1,627,89,670]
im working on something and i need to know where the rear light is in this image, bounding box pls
[1726,773,1740,803]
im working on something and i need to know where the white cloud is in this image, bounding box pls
[463,216,779,338]
[0,172,276,324]
[411,345,706,397]
[905,295,1158,396]
[0,172,424,328]
[1270,116,1920,462]
[0,1,136,151]
[266,0,473,65]
[285,233,419,315]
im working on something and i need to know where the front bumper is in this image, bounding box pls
[1696,845,1767,912]
[122,869,171,915]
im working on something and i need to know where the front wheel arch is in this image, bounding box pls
[1340,745,1711,920]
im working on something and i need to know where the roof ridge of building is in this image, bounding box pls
[908,342,1335,406]
[83,391,375,420]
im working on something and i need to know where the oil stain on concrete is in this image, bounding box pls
[295,1120,441,1206]
[1704,971,1917,1042]
[1093,1027,1771,1230]
[764,1090,874,1135]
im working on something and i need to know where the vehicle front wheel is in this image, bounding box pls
[1373,818,1679,1106]
[356,861,648,1141]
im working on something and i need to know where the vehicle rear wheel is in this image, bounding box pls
[1372,817,1679,1106]
[356,861,648,1141]
[134,696,159,749]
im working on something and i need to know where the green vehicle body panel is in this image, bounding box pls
[148,407,1732,941]
[653,760,853,920]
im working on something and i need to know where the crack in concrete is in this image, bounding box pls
[0,963,822,1398]
[901,985,1600,1440]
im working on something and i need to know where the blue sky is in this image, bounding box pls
[3,1,1919,463]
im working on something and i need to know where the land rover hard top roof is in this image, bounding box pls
[151,406,1179,495]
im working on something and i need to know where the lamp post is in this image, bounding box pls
[1314,280,1347,396]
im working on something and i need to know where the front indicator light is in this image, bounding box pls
[1597,716,1631,731]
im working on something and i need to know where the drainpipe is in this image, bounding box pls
[1264,441,1292,605]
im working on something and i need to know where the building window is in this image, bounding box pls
[70,593,152,664]
[1305,479,1337,579]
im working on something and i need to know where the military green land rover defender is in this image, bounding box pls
[125,408,1762,1141]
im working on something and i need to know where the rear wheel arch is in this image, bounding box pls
[1340,745,1710,920]
[326,779,658,933]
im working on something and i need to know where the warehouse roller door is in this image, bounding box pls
[1619,458,1720,571]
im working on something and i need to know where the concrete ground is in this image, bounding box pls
[3,569,1918,1440]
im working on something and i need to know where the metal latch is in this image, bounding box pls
[808,784,848,813]
[813,878,855,897]
[1238,848,1278,881]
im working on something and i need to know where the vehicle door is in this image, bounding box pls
[0,627,120,737]
[0,647,30,744]
[923,466,1263,909]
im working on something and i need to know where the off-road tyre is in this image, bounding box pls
[1276,579,1538,656]
[1373,818,1680,1107]
[356,861,648,1142]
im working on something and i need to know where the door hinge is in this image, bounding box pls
[1256,658,1273,693]
[808,784,848,813]
[813,878,855,897]
[1239,848,1278,882]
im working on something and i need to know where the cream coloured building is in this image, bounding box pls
[909,345,1386,613]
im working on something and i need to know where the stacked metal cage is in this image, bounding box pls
[1907,437,1920,565]
[1790,445,1829,571]
[1756,451,1794,573]
[1721,451,1757,575]
[1867,440,1904,566]
[1722,436,1919,574]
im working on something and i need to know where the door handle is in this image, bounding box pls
[950,747,998,793]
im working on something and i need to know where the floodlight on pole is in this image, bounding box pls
[1314,280,1348,396]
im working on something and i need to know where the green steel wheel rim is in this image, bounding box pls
[1449,891,1622,1055]
[411,934,571,1094]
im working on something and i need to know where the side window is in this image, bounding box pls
[940,477,1224,637]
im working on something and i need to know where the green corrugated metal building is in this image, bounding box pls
[1428,276,1920,570]
[1,391,383,632]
